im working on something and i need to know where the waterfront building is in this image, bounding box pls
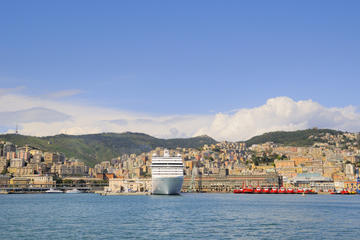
[182,173,280,192]
[291,173,332,191]
[9,177,31,187]
[105,178,151,193]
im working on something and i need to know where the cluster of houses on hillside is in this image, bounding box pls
[1,131,360,192]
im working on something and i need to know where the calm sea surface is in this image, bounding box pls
[1,193,360,240]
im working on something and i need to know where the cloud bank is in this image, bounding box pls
[0,89,360,141]
[0,107,71,126]
[195,97,360,141]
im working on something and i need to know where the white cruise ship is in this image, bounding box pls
[151,149,184,195]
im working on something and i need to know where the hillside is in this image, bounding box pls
[245,128,345,147]
[0,132,217,167]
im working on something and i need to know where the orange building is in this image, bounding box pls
[105,173,115,179]
[274,160,295,168]
[291,156,312,166]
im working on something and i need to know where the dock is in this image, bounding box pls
[98,191,150,196]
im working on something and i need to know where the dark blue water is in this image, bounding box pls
[1,193,360,239]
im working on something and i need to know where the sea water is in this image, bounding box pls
[1,193,360,239]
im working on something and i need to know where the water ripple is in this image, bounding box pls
[1,193,360,239]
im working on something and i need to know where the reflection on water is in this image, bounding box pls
[1,193,360,239]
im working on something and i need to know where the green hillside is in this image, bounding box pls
[245,128,344,147]
[0,132,217,167]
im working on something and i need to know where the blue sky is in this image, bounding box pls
[0,1,360,140]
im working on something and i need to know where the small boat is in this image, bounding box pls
[65,188,81,194]
[45,188,63,193]
[340,190,350,195]
[296,188,304,194]
[261,187,270,194]
[270,187,278,194]
[254,187,262,193]
[308,189,317,194]
[233,189,244,194]
[243,187,254,194]
[286,188,295,194]
[329,189,340,194]
[279,187,286,194]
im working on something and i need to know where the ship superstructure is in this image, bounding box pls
[151,149,184,195]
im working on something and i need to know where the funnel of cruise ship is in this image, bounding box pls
[151,149,184,195]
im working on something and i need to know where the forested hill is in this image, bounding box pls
[0,132,217,167]
[245,129,345,147]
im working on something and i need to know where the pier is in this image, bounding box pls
[0,182,108,194]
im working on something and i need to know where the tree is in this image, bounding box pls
[1,168,7,175]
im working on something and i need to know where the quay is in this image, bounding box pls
[0,181,108,194]
[98,192,150,196]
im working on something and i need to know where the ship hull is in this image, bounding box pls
[152,176,184,195]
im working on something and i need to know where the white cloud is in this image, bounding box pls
[1,90,360,141]
[0,89,213,138]
[195,97,360,141]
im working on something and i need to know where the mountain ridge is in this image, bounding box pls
[0,132,217,167]
[244,128,348,147]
